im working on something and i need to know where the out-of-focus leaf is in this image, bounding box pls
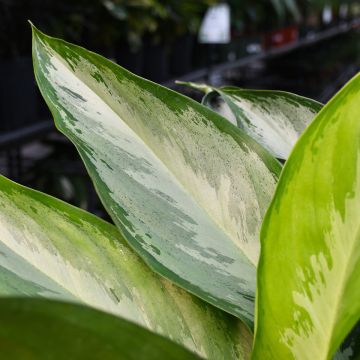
[253,73,360,359]
[178,81,322,160]
[0,175,252,359]
[32,26,281,327]
[0,297,201,360]
[334,322,360,360]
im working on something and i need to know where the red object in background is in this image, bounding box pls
[263,26,299,49]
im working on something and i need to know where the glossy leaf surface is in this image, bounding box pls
[0,175,252,359]
[0,298,200,360]
[0,298,201,360]
[32,27,282,326]
[253,73,360,359]
[178,81,322,159]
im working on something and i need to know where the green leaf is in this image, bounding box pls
[0,297,201,360]
[334,322,360,360]
[178,81,322,160]
[252,73,360,359]
[283,0,301,21]
[32,26,282,326]
[0,175,252,359]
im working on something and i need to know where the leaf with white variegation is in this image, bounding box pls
[0,298,201,360]
[253,73,360,359]
[32,26,282,327]
[177,81,322,160]
[0,175,252,359]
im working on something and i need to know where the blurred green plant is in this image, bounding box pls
[102,0,216,49]
[228,0,301,34]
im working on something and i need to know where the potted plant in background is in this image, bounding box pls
[0,0,38,132]
[0,0,119,132]
[260,0,301,49]
[104,0,215,81]
[166,0,216,76]
[103,0,155,76]
[196,0,302,66]
[103,0,170,81]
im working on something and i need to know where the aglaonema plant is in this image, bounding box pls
[176,81,323,161]
[31,24,282,330]
[0,24,358,359]
[0,174,249,359]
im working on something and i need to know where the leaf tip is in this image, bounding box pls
[29,21,45,40]
[176,81,214,94]
[28,20,37,32]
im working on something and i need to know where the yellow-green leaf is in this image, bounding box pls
[253,73,360,359]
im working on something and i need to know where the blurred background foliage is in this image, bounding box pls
[1,0,358,58]
[0,0,359,215]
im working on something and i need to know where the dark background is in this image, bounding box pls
[1,0,359,217]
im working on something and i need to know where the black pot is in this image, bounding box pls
[142,41,169,82]
[115,42,143,76]
[169,34,194,76]
[0,57,38,132]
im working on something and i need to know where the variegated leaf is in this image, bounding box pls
[0,175,252,359]
[0,298,201,359]
[32,26,282,326]
[253,73,360,359]
[178,81,322,160]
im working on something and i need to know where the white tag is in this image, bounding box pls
[322,6,333,24]
[198,4,231,44]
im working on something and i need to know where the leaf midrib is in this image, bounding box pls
[45,35,258,270]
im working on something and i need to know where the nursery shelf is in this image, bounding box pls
[0,121,52,150]
[164,17,360,89]
[0,121,53,179]
[0,17,359,179]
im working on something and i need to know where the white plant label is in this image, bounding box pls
[198,3,231,44]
